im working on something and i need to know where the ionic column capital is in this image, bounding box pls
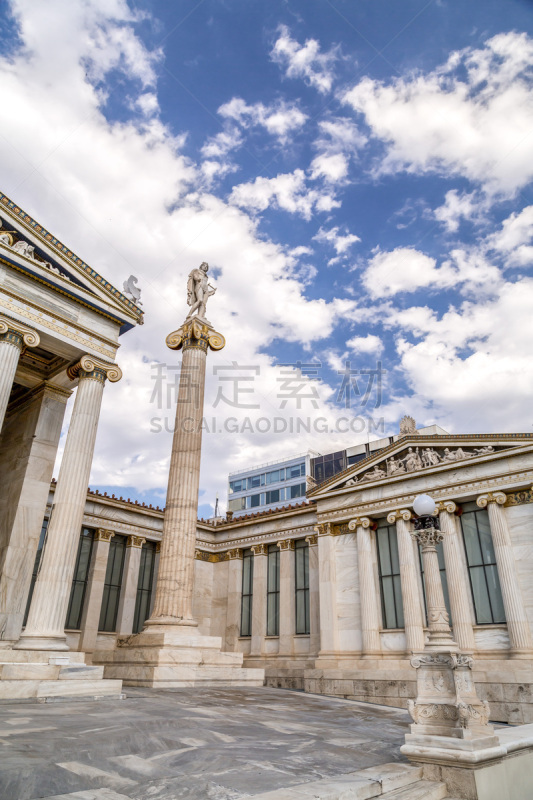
[305,533,318,546]
[387,509,412,524]
[277,539,295,551]
[95,528,115,542]
[127,535,146,549]
[348,516,373,531]
[251,543,268,556]
[0,315,40,349]
[226,548,243,560]
[166,319,225,354]
[437,500,457,514]
[476,491,507,509]
[315,522,333,536]
[67,355,122,383]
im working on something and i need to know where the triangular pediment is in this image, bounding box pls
[308,432,533,498]
[0,192,143,326]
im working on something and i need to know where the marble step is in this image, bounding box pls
[0,678,123,701]
[0,650,85,664]
[0,663,104,681]
[380,780,448,799]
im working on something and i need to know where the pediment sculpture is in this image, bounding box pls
[0,219,70,281]
[342,444,495,488]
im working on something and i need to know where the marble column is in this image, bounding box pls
[250,543,268,657]
[305,533,320,655]
[146,319,225,631]
[277,539,295,656]
[316,523,340,657]
[115,536,146,636]
[15,355,122,650]
[477,492,533,658]
[0,316,40,431]
[149,542,161,616]
[387,510,425,654]
[225,548,243,651]
[78,530,115,655]
[349,516,381,657]
[438,501,476,653]
[0,382,71,645]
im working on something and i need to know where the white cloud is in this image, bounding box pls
[434,190,484,232]
[316,118,367,153]
[346,334,384,355]
[0,0,364,510]
[310,153,349,182]
[343,32,533,195]
[218,97,307,141]
[270,24,339,94]
[313,226,360,254]
[201,127,243,159]
[229,170,340,220]
[362,246,500,299]
[135,92,159,117]
[488,205,533,266]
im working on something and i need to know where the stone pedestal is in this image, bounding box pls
[96,314,264,688]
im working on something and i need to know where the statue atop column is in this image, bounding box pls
[186,262,217,324]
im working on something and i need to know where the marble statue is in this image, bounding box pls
[474,445,494,456]
[402,447,422,471]
[442,447,473,463]
[12,238,53,269]
[186,262,216,323]
[422,447,441,467]
[360,465,386,481]
[387,456,405,476]
[123,275,142,306]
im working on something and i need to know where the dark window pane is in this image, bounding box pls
[99,536,126,632]
[460,510,505,625]
[65,528,95,630]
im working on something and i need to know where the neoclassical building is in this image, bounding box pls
[19,427,533,724]
[1,192,533,726]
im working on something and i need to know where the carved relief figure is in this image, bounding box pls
[422,447,441,467]
[473,445,494,455]
[360,465,386,482]
[442,447,473,463]
[186,261,216,322]
[399,415,418,436]
[402,447,422,471]
[387,456,405,476]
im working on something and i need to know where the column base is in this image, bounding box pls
[93,626,265,688]
[0,648,124,702]
[509,648,533,659]
[13,634,69,651]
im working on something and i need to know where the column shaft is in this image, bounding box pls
[355,522,381,657]
[224,551,243,651]
[481,496,533,656]
[439,506,476,652]
[78,531,114,655]
[250,546,267,657]
[115,537,145,636]
[149,543,161,616]
[0,332,23,430]
[149,345,206,626]
[306,535,320,655]
[317,528,339,656]
[16,368,107,650]
[278,541,295,656]
[393,514,425,653]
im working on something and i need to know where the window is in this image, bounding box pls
[266,489,280,504]
[266,544,280,636]
[347,453,366,467]
[65,528,95,630]
[248,474,264,489]
[228,496,246,512]
[99,535,127,632]
[133,541,157,634]
[418,541,451,624]
[240,549,254,636]
[295,540,310,634]
[229,479,245,494]
[266,469,280,484]
[287,463,305,479]
[249,493,262,508]
[290,482,306,499]
[460,506,506,624]
[376,523,404,629]
[23,518,48,626]
[311,451,346,482]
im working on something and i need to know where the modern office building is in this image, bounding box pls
[227,451,316,517]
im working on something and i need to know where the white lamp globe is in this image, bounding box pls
[413,494,436,517]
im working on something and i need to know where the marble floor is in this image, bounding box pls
[0,687,411,800]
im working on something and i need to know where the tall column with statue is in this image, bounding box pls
[95,263,264,687]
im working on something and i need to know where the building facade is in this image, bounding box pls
[227,451,313,517]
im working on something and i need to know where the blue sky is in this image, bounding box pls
[1,0,533,516]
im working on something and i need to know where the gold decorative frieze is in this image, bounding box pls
[251,543,268,556]
[194,549,228,562]
[226,548,243,560]
[127,535,146,548]
[95,528,114,542]
[155,541,161,553]
[505,489,533,507]
[305,533,318,546]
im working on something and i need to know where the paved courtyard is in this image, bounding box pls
[0,687,411,800]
